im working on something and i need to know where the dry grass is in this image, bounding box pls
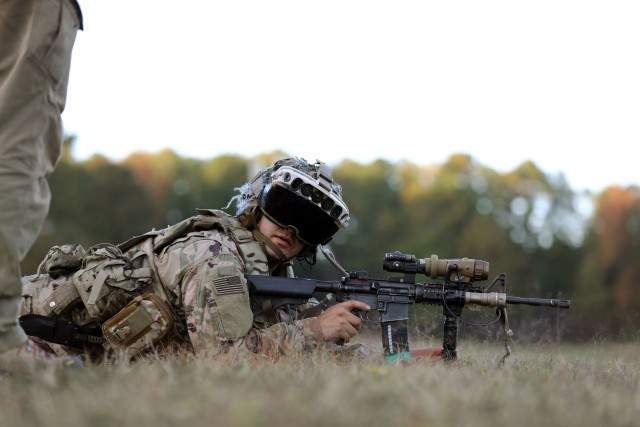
[1,339,639,427]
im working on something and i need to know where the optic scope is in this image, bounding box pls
[383,252,490,282]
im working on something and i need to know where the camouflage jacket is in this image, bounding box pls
[21,210,324,362]
[153,211,324,361]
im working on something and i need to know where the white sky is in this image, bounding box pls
[61,1,640,193]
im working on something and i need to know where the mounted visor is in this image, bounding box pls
[259,166,349,246]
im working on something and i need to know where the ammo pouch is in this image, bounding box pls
[25,244,87,318]
[102,293,173,357]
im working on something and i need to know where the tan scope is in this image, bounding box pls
[421,254,489,282]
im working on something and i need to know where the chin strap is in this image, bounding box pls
[242,205,297,269]
[251,227,292,323]
[251,228,289,264]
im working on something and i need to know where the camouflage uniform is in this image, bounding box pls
[155,211,324,361]
[20,210,325,362]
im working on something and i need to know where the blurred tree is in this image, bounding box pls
[199,154,251,212]
[123,149,181,201]
[576,185,640,334]
[23,137,154,273]
[330,158,403,276]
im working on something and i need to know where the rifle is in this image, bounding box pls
[247,251,571,362]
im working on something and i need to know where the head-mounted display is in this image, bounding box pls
[257,165,349,246]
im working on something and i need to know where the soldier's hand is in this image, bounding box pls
[317,300,370,343]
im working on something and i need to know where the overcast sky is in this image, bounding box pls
[61,1,640,193]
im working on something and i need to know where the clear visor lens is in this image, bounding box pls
[261,185,339,246]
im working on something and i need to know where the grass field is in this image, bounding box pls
[1,339,638,427]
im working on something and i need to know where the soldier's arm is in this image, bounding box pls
[158,232,326,360]
[240,300,369,358]
[239,316,325,359]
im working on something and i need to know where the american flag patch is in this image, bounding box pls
[212,276,244,295]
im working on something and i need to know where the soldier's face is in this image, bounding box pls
[257,216,305,259]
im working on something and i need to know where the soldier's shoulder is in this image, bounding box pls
[151,211,241,247]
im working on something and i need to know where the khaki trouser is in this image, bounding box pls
[0,0,81,352]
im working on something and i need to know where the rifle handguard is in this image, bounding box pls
[464,292,507,307]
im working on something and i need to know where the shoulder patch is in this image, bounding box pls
[212,276,244,295]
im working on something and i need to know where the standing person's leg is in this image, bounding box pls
[0,0,82,370]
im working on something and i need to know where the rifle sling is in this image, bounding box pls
[298,294,334,319]
[260,298,279,325]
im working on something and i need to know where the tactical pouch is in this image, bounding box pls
[72,244,154,321]
[102,293,173,357]
[37,244,86,277]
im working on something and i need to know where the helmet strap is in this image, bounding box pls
[239,204,261,229]
[238,205,287,264]
[252,228,290,266]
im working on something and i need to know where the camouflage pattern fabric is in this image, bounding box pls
[154,226,324,361]
[102,293,174,357]
[20,212,325,362]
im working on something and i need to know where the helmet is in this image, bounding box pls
[229,157,349,246]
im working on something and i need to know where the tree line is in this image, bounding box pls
[22,138,640,341]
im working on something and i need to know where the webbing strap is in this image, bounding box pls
[126,267,152,278]
[87,269,110,306]
[19,314,105,348]
[227,225,253,243]
[260,298,279,325]
[298,294,334,318]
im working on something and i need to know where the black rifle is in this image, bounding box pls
[247,252,571,362]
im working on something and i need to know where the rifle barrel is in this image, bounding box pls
[506,296,571,308]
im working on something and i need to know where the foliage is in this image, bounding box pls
[575,186,640,335]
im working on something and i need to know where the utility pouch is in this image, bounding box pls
[102,293,173,357]
[37,244,86,278]
[73,244,154,321]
